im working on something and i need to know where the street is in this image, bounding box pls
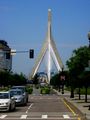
[0,92,81,120]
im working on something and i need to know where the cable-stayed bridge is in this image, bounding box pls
[29,9,64,83]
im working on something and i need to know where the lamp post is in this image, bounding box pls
[88,31,90,48]
[84,31,90,103]
[87,33,90,104]
[87,32,90,67]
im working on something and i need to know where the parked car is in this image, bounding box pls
[10,89,27,105]
[0,91,16,111]
[11,86,28,103]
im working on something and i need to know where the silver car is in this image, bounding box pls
[11,86,28,103]
[0,91,16,111]
[10,89,27,105]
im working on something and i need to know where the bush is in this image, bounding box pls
[35,84,39,89]
[40,87,50,94]
[75,87,90,95]
[26,87,33,94]
[0,86,9,91]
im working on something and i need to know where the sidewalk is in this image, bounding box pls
[54,89,90,120]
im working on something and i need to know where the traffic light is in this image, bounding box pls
[6,50,10,59]
[29,49,34,58]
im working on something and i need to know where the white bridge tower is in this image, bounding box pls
[29,9,64,82]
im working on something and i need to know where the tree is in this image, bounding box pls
[66,46,90,98]
[12,73,26,86]
[0,71,27,86]
[33,74,39,84]
[66,46,90,75]
[50,73,60,88]
[0,71,11,86]
[79,71,90,102]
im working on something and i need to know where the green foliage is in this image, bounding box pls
[66,46,90,76]
[33,74,39,84]
[0,86,10,91]
[50,73,59,86]
[35,84,39,89]
[79,71,90,88]
[75,87,90,95]
[40,86,50,94]
[66,46,90,88]
[0,71,27,86]
[26,86,33,94]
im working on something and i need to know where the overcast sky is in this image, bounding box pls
[0,0,90,76]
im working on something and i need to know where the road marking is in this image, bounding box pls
[63,115,70,119]
[62,99,76,116]
[42,115,48,119]
[0,115,7,119]
[78,117,81,120]
[26,103,33,113]
[0,115,79,119]
[20,115,27,119]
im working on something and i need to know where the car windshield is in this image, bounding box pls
[12,87,25,93]
[10,91,22,96]
[0,93,9,99]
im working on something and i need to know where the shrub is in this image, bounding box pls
[26,87,33,94]
[0,86,9,91]
[40,87,50,94]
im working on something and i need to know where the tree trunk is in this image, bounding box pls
[70,87,74,98]
[62,85,64,94]
[85,87,88,103]
[58,85,60,92]
[78,87,81,100]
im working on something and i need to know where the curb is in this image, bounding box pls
[63,98,87,120]
[53,89,88,120]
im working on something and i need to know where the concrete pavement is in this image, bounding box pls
[32,86,90,119]
[54,89,90,120]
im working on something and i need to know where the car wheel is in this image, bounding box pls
[13,103,16,111]
[27,98,28,103]
[9,104,11,111]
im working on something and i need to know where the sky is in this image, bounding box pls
[0,0,90,77]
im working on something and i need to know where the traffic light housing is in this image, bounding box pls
[29,49,34,58]
[6,50,11,59]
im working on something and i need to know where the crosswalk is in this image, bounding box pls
[0,114,78,119]
[30,96,61,100]
[0,115,7,119]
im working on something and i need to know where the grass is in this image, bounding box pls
[75,87,90,95]
[65,87,90,95]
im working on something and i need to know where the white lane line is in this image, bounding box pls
[20,115,27,119]
[0,115,7,119]
[25,103,33,113]
[42,115,48,119]
[63,115,70,119]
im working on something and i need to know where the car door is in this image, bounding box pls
[10,94,15,110]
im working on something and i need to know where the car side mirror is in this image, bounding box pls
[11,97,15,100]
[23,93,25,96]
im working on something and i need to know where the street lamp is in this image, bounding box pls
[84,31,90,102]
[88,31,90,48]
[87,31,90,67]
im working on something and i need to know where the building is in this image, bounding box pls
[0,40,12,71]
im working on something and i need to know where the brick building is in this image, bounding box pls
[0,40,12,71]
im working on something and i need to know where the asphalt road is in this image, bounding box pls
[0,93,80,120]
